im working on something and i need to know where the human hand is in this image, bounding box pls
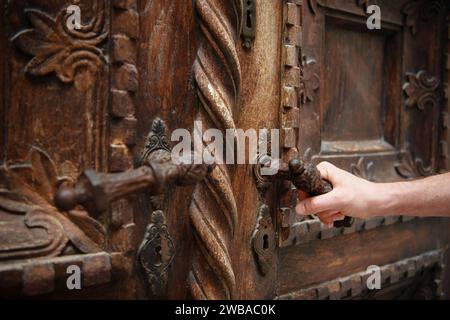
[295,161,382,226]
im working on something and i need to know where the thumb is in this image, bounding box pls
[296,192,335,216]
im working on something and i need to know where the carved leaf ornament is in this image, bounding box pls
[0,147,105,261]
[11,1,107,88]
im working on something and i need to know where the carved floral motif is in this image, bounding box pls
[300,56,320,104]
[0,147,106,261]
[11,0,108,89]
[403,70,440,111]
[395,149,434,179]
[351,157,374,181]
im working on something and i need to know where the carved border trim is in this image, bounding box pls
[280,213,421,247]
[0,252,119,297]
[108,0,139,262]
[280,0,302,163]
[277,249,444,300]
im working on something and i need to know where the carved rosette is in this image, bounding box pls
[188,0,243,300]
[403,70,440,111]
[11,0,108,89]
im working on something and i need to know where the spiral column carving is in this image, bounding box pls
[188,0,243,300]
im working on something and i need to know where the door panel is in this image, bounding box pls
[277,0,450,299]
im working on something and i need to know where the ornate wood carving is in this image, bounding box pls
[300,56,320,104]
[107,0,139,261]
[281,0,303,162]
[403,0,447,36]
[11,0,108,89]
[188,0,243,300]
[109,0,139,173]
[280,215,421,247]
[351,157,374,181]
[395,149,434,179]
[403,70,440,111]
[251,204,275,276]
[0,147,106,261]
[0,252,113,297]
[277,249,444,300]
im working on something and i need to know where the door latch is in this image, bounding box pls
[274,159,354,228]
[54,118,212,215]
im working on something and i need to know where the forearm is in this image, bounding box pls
[373,173,450,217]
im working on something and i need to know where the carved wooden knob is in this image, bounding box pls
[54,184,78,212]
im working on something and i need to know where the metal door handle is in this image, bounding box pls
[275,159,354,228]
[54,118,212,215]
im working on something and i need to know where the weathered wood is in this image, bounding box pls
[1,0,449,300]
[278,218,450,295]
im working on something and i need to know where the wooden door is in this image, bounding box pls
[1,0,449,300]
[275,0,450,300]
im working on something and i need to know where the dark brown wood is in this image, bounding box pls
[0,0,449,300]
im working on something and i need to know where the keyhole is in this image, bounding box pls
[154,245,162,265]
[262,234,269,250]
[246,1,253,29]
[153,234,163,266]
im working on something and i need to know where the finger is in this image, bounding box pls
[315,210,341,219]
[295,192,336,216]
[333,213,346,221]
[316,161,336,182]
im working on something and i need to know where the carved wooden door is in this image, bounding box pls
[274,0,450,300]
[1,0,450,300]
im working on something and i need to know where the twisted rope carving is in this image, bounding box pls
[188,0,243,300]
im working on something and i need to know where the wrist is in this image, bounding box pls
[367,182,401,217]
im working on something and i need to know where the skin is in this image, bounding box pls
[295,161,450,227]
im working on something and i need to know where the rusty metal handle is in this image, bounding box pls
[54,118,212,215]
[54,155,212,215]
[276,159,354,228]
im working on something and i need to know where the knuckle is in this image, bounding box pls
[317,161,334,170]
